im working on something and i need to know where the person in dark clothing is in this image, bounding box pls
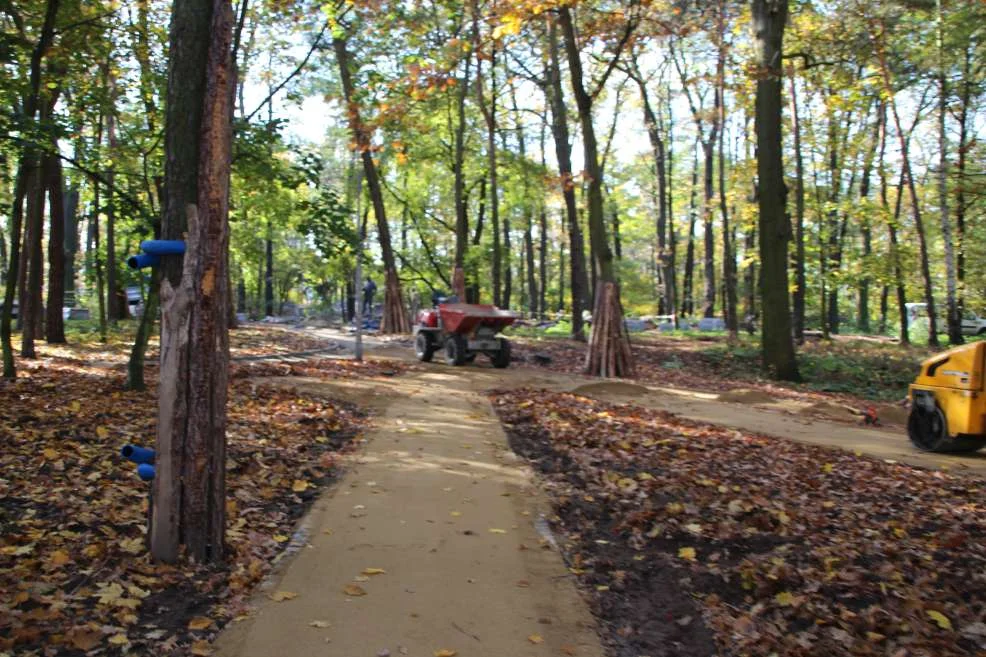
[362,278,377,315]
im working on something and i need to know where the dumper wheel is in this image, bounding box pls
[908,404,986,452]
[490,338,511,369]
[445,334,467,366]
[415,332,436,362]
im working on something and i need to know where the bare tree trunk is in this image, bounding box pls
[717,40,737,340]
[452,10,474,300]
[151,0,233,564]
[936,0,960,344]
[538,119,548,320]
[789,75,806,343]
[44,151,66,343]
[857,108,880,334]
[873,23,937,346]
[476,41,501,307]
[105,69,125,323]
[753,0,799,381]
[2,165,27,378]
[545,13,588,340]
[682,145,699,317]
[955,43,972,312]
[877,102,908,344]
[21,161,44,358]
[509,82,538,316]
[631,70,675,325]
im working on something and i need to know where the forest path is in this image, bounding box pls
[213,361,606,657]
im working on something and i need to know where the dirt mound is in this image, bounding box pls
[799,401,852,419]
[876,404,910,426]
[716,388,776,404]
[571,381,652,399]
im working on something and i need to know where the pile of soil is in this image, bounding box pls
[716,388,776,404]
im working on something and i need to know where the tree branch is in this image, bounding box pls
[244,20,329,123]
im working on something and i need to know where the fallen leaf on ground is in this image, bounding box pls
[927,610,952,630]
[362,568,386,575]
[309,620,330,628]
[433,650,457,657]
[528,633,544,644]
[269,591,298,602]
[488,528,507,534]
[188,617,214,631]
[343,584,367,596]
[191,640,213,655]
[678,547,696,561]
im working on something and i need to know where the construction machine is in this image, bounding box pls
[908,341,986,452]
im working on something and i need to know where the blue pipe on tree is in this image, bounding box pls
[139,240,186,256]
[126,253,161,270]
[137,463,156,481]
[121,444,155,465]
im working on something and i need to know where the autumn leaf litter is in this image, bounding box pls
[0,333,404,656]
[491,387,986,657]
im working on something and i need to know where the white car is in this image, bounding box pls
[905,303,986,336]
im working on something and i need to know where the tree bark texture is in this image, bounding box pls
[752,0,799,381]
[151,0,233,564]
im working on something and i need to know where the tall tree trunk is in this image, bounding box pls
[333,35,408,333]
[877,102,908,344]
[632,72,674,324]
[857,107,881,333]
[789,75,806,343]
[44,152,66,343]
[954,42,972,311]
[665,82,677,321]
[105,70,125,323]
[558,6,633,378]
[2,165,27,378]
[476,41,501,307]
[682,145,699,317]
[264,220,273,316]
[452,11,474,300]
[63,182,79,303]
[21,160,45,358]
[937,0,960,344]
[873,22,937,346]
[151,0,234,564]
[717,45,737,340]
[510,82,537,316]
[545,13,588,340]
[752,0,799,381]
[468,178,485,304]
[538,118,548,320]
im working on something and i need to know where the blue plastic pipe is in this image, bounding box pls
[121,444,156,465]
[139,240,186,256]
[137,463,156,481]
[126,253,161,269]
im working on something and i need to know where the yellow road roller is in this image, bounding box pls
[908,341,986,452]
